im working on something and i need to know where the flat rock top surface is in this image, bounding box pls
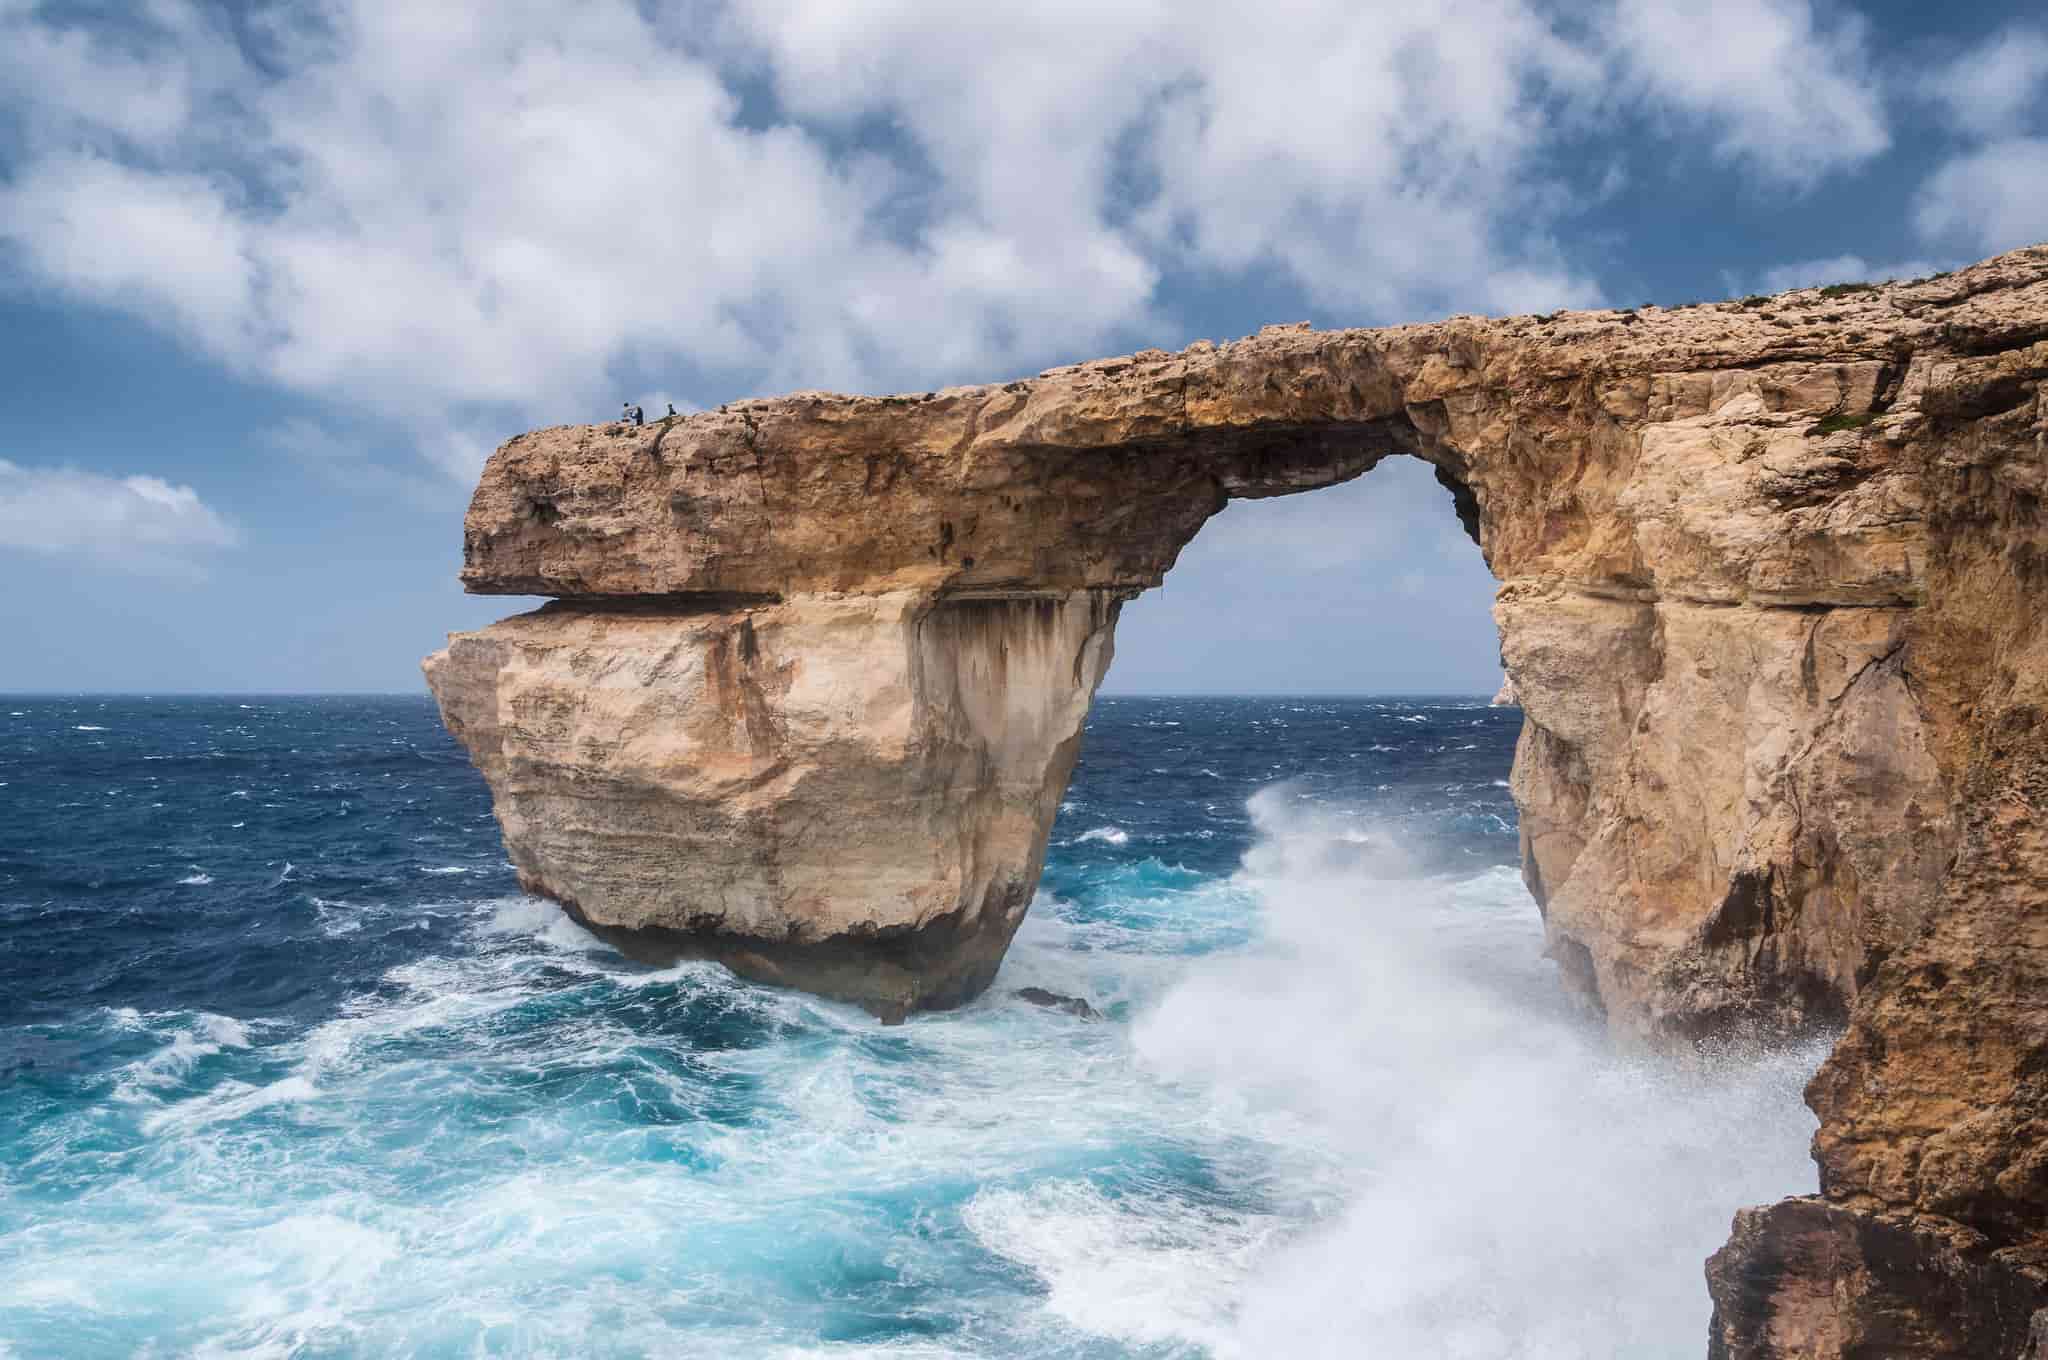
[458,246,2048,600]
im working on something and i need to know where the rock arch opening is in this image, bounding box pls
[1106,455,1501,697]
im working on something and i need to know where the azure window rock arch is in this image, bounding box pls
[427,247,2048,1357]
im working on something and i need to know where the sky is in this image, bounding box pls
[0,1,2043,695]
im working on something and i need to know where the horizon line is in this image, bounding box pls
[0,688,1507,700]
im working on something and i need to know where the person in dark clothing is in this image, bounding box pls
[666,403,677,418]
[630,404,644,427]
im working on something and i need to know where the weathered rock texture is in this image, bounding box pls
[429,245,2048,1354]
[428,590,1116,1018]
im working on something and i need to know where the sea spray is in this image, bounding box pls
[1128,787,1825,1357]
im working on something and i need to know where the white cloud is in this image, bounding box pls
[0,460,238,574]
[736,0,1609,325]
[1915,138,2048,257]
[1923,25,2048,138]
[1908,24,2048,259]
[1601,0,1889,181]
[0,155,257,356]
[0,0,1906,490]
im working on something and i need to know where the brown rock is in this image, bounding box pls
[1706,1198,2048,1358]
[429,246,2048,1351]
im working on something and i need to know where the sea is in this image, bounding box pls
[0,694,1825,1358]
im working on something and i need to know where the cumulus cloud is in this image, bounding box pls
[1922,25,2048,139]
[1601,0,1889,180]
[1916,139,2048,256]
[0,460,238,574]
[0,0,1912,489]
[1911,24,2048,258]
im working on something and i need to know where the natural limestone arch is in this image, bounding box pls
[428,247,2048,1355]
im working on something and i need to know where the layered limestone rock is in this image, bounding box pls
[1706,305,2048,1357]
[425,590,1117,1019]
[430,245,2048,1354]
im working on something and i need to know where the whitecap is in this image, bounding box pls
[177,870,213,886]
[141,1075,320,1136]
[477,895,608,955]
[420,865,469,875]
[73,724,106,732]
[313,898,363,938]
[111,1012,254,1103]
[1075,826,1130,846]
[964,1180,1265,1354]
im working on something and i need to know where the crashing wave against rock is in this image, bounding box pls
[427,246,2048,1355]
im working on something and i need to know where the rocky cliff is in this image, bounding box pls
[428,244,2048,1354]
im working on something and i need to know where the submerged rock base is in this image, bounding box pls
[1708,1199,2048,1358]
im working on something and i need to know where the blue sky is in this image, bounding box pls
[0,0,2043,694]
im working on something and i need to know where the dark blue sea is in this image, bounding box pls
[0,695,1820,1358]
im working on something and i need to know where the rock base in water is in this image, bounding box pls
[1707,1198,2048,1359]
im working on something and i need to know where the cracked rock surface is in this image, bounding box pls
[429,245,2048,1355]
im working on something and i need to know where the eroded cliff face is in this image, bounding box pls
[430,245,2048,1355]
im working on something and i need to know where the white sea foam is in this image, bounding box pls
[475,894,633,959]
[1075,826,1129,846]
[420,865,469,875]
[10,789,1820,1357]
[963,1180,1269,1352]
[1116,788,1823,1357]
[177,869,213,886]
[141,1075,321,1136]
[110,1012,253,1104]
[73,725,106,732]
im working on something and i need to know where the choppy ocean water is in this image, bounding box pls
[0,695,1824,1358]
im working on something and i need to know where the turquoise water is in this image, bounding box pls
[0,696,1821,1357]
